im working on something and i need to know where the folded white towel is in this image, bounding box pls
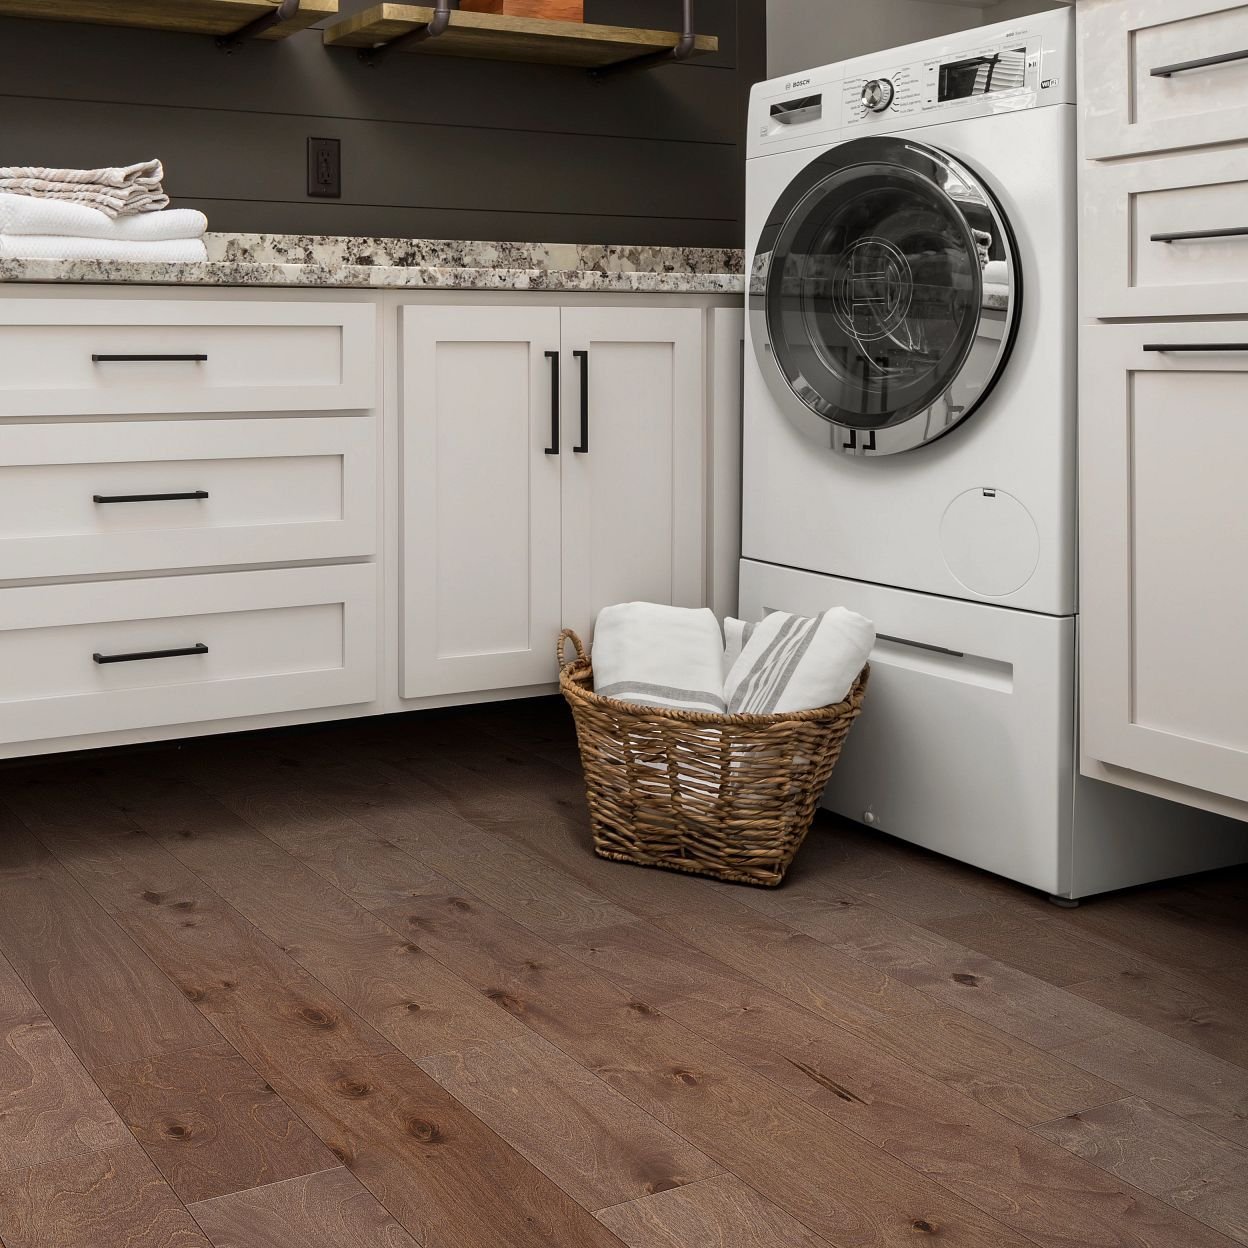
[723,616,753,677]
[0,159,168,218]
[0,194,205,241]
[0,235,208,263]
[982,259,1008,285]
[592,602,726,714]
[724,608,873,715]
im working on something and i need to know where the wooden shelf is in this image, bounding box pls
[0,0,336,39]
[323,4,718,68]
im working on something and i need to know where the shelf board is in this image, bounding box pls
[0,0,336,39]
[324,4,719,68]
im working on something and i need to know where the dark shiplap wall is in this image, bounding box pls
[0,1,765,247]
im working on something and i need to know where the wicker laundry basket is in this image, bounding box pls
[558,629,869,888]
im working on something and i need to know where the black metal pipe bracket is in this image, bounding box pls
[360,0,453,67]
[590,0,697,81]
[217,0,302,52]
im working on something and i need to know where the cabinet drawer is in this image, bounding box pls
[1080,323,1248,802]
[0,417,377,581]
[1082,147,1248,317]
[0,565,377,746]
[0,300,376,417]
[1080,0,1248,159]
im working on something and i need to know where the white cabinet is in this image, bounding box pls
[1080,324,1248,806]
[401,302,706,699]
[400,305,564,698]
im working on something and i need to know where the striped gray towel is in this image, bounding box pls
[724,609,873,715]
[592,602,726,714]
[0,159,168,218]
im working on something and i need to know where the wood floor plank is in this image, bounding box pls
[1054,1023,1248,1147]
[387,891,1039,1248]
[8,781,395,1082]
[597,1174,833,1248]
[95,1042,339,1204]
[104,772,538,1063]
[1034,1096,1248,1244]
[189,1167,418,1248]
[1067,968,1248,1068]
[0,803,219,1075]
[419,1031,721,1211]
[274,1051,628,1248]
[0,1144,211,1248]
[926,909,1160,987]
[658,983,1238,1248]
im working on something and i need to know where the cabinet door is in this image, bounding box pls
[1079,0,1248,160]
[1081,323,1248,804]
[401,305,562,697]
[559,307,705,642]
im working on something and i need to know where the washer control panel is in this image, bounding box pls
[842,28,1052,131]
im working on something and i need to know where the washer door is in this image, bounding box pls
[750,136,1021,456]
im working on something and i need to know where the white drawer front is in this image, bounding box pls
[1082,147,1248,317]
[1081,0,1248,159]
[0,564,377,745]
[0,417,377,580]
[0,300,376,416]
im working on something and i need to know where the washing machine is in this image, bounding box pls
[740,10,1247,898]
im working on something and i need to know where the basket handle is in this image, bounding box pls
[557,628,588,671]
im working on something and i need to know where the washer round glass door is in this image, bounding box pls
[750,136,1021,456]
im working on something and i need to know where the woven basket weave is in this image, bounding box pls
[558,629,869,888]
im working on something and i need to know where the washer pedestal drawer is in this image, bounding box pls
[0,564,377,746]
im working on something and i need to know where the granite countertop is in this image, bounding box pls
[0,233,745,293]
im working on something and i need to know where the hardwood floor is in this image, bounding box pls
[0,698,1246,1247]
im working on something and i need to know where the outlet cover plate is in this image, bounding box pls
[307,137,341,199]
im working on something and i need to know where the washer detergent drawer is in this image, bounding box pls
[738,559,1075,895]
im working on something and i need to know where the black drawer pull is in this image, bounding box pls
[573,349,589,454]
[91,353,208,363]
[544,350,560,455]
[93,490,210,505]
[1152,226,1248,244]
[1143,343,1248,352]
[93,643,209,665]
[1151,48,1248,77]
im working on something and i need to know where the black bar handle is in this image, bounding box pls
[1151,48,1248,77]
[93,490,209,505]
[92,354,208,363]
[1143,343,1248,352]
[544,350,560,455]
[573,349,589,454]
[1151,226,1248,244]
[93,643,209,665]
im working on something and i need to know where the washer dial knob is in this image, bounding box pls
[862,78,895,112]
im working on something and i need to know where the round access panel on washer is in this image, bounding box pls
[940,488,1039,598]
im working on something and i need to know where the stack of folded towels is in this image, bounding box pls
[0,160,207,263]
[592,601,874,716]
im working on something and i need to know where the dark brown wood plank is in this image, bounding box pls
[189,1167,419,1248]
[1053,1022,1248,1148]
[0,803,219,1075]
[1066,968,1248,1068]
[0,1145,211,1248]
[596,1174,832,1248]
[386,892,1039,1248]
[1034,1096,1248,1244]
[419,1032,720,1211]
[926,909,1160,987]
[0,1011,130,1173]
[101,771,538,1062]
[658,983,1238,1248]
[95,1043,339,1204]
[275,1051,629,1248]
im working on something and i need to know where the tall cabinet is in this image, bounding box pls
[401,302,705,699]
[1078,0,1248,819]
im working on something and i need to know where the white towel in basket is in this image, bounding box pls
[592,602,726,714]
[724,608,873,715]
